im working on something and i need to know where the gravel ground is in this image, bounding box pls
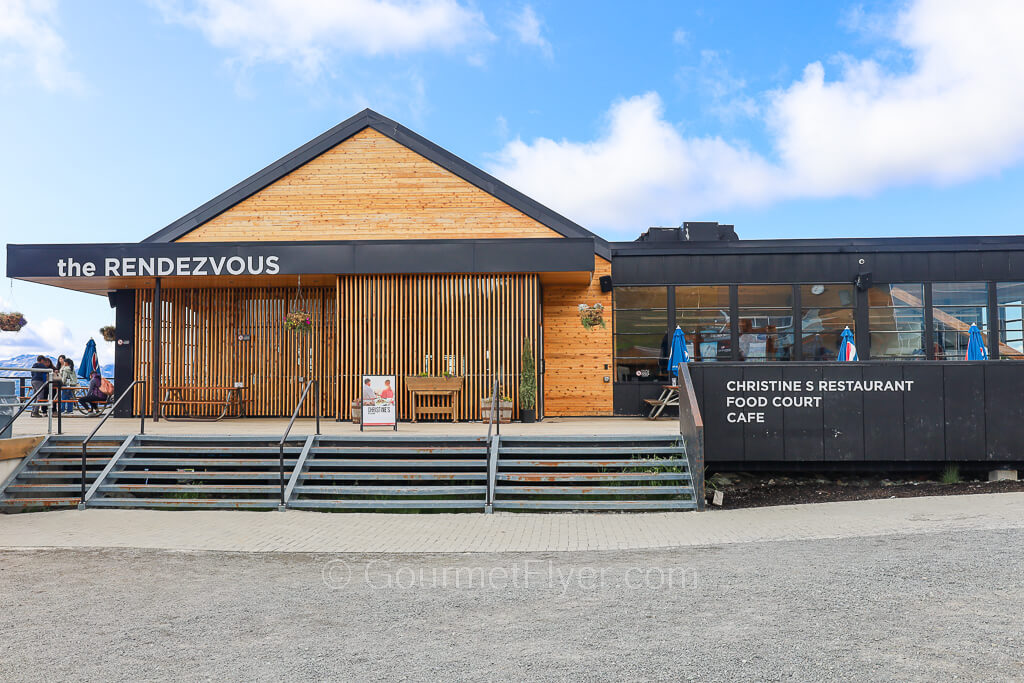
[1,529,1022,682]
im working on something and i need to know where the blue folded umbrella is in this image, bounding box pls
[667,326,689,377]
[78,338,98,379]
[838,326,858,361]
[965,323,988,360]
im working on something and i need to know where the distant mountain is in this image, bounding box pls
[0,354,114,378]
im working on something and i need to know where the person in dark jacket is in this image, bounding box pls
[29,355,53,417]
[78,371,107,414]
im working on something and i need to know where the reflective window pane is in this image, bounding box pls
[932,282,988,360]
[675,286,730,361]
[738,286,794,361]
[614,287,668,381]
[997,282,1024,360]
[869,284,925,359]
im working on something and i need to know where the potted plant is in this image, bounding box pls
[578,302,606,330]
[0,312,27,332]
[480,393,513,423]
[284,310,313,332]
[519,338,537,423]
[100,325,116,342]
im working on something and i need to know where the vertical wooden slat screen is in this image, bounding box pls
[133,274,539,421]
[134,286,337,417]
[337,273,539,422]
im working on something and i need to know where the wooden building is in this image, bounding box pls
[9,109,1024,466]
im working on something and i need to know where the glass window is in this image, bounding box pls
[868,284,926,359]
[932,282,989,360]
[737,285,794,361]
[799,284,855,360]
[997,283,1024,360]
[674,286,731,361]
[614,287,668,382]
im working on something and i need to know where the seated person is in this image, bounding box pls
[78,371,108,414]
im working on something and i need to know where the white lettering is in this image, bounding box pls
[157,258,174,276]
[104,258,120,276]
[192,256,208,275]
[176,256,190,275]
[209,257,226,275]
[82,262,95,276]
[57,259,67,277]
[123,258,137,276]
[265,255,280,275]
[246,256,264,274]
[226,256,245,275]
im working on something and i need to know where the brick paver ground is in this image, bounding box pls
[0,492,1021,553]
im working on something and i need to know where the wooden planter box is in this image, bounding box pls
[404,376,464,392]
[481,399,513,424]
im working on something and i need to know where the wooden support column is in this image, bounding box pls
[152,277,161,421]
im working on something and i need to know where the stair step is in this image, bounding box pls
[117,458,298,467]
[299,472,486,481]
[493,499,699,510]
[306,459,486,468]
[498,459,689,468]
[288,499,485,509]
[18,470,106,479]
[498,447,684,455]
[96,484,278,494]
[106,471,283,480]
[294,485,485,495]
[0,497,80,507]
[496,485,693,495]
[33,458,113,465]
[7,484,94,492]
[312,447,487,455]
[86,498,278,509]
[127,446,305,454]
[497,472,691,482]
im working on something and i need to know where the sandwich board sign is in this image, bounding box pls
[361,374,397,431]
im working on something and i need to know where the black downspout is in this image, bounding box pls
[152,278,161,421]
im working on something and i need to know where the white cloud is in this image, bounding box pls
[0,0,82,91]
[487,0,1024,236]
[154,0,494,78]
[0,295,112,365]
[508,4,551,58]
[672,27,688,46]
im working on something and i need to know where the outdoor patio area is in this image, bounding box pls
[8,414,680,440]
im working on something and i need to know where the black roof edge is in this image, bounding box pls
[611,234,1024,255]
[142,108,611,260]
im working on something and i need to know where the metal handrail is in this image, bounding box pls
[486,377,500,446]
[676,363,705,511]
[80,380,146,503]
[0,367,57,434]
[0,378,62,438]
[278,379,320,507]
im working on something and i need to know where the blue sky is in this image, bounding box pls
[2,0,1024,363]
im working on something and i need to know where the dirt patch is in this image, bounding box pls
[711,474,1024,509]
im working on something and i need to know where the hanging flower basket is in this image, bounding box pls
[284,310,313,332]
[0,312,27,332]
[578,303,606,330]
[99,325,116,342]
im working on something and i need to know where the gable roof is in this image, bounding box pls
[142,108,611,257]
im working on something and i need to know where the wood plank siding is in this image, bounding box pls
[176,128,562,243]
[133,274,541,420]
[541,256,613,416]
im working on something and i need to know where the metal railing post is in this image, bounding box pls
[278,379,318,510]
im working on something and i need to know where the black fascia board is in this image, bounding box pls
[6,238,595,279]
[611,234,1024,256]
[141,109,611,259]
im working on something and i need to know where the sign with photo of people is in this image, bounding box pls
[361,374,397,430]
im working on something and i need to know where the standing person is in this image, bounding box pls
[78,371,107,414]
[29,355,52,417]
[59,358,79,414]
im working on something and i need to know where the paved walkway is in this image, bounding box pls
[1,492,1021,553]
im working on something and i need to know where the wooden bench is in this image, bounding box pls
[160,386,248,421]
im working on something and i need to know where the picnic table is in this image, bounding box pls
[160,385,248,421]
[644,384,680,420]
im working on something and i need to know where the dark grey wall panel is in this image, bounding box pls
[781,365,823,462]
[861,365,905,461]
[984,364,1024,461]
[742,365,785,461]
[901,365,945,461]
[822,365,865,461]
[943,365,986,460]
